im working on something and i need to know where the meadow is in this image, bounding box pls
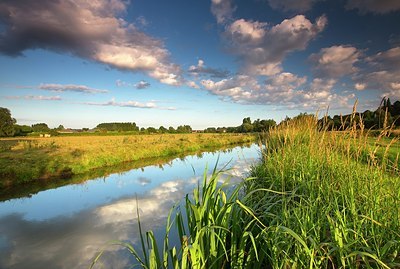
[0,133,254,189]
[92,115,400,268]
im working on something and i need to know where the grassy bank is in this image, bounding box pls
[245,116,400,268]
[92,116,400,268]
[0,133,254,188]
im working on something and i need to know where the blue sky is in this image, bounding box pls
[1,0,400,129]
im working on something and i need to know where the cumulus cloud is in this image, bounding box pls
[188,59,230,78]
[5,95,62,101]
[0,0,182,85]
[309,45,361,78]
[354,47,400,99]
[224,15,327,76]
[211,0,235,24]
[85,98,176,110]
[366,46,400,70]
[38,83,108,94]
[268,0,317,12]
[345,0,400,14]
[201,74,261,103]
[200,72,354,109]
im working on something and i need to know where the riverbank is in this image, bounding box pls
[0,133,255,189]
[101,117,400,268]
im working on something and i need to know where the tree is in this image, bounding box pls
[177,125,192,133]
[96,122,139,132]
[0,107,16,137]
[204,127,217,133]
[32,123,50,133]
[14,124,33,136]
[159,126,168,133]
[147,127,157,133]
[238,117,253,133]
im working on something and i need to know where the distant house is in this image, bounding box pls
[40,134,51,138]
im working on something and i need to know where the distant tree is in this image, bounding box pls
[257,119,276,131]
[204,127,217,133]
[226,126,238,133]
[332,115,341,130]
[82,128,89,132]
[159,126,168,133]
[32,123,50,133]
[168,126,176,133]
[216,127,227,133]
[14,124,33,136]
[147,127,157,133]
[393,101,400,116]
[177,125,192,133]
[386,98,392,109]
[393,101,400,126]
[0,107,16,137]
[362,110,375,129]
[238,117,253,133]
[96,122,139,132]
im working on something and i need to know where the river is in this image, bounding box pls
[0,144,260,269]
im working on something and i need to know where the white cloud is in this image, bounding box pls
[354,47,400,99]
[225,15,327,76]
[188,59,230,78]
[116,79,150,89]
[135,80,151,89]
[85,98,176,110]
[345,0,400,14]
[268,0,317,12]
[5,95,62,101]
[39,83,108,94]
[309,45,361,78]
[86,99,156,109]
[186,80,200,89]
[201,75,261,103]
[355,83,366,90]
[211,0,235,24]
[227,19,267,43]
[0,0,182,86]
[366,46,400,70]
[199,72,355,110]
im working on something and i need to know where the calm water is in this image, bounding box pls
[0,144,260,269]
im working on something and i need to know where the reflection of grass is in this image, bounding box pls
[92,116,400,268]
[0,133,254,189]
[0,143,250,201]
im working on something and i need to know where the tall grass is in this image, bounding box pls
[246,113,400,268]
[91,110,400,268]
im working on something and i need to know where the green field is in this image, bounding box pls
[0,133,255,189]
[94,117,400,268]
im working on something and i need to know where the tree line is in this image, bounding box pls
[1,98,398,137]
[320,98,400,130]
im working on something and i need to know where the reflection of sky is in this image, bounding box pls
[0,144,260,268]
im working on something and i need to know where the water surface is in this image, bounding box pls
[0,144,259,269]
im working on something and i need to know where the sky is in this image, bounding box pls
[0,0,400,129]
